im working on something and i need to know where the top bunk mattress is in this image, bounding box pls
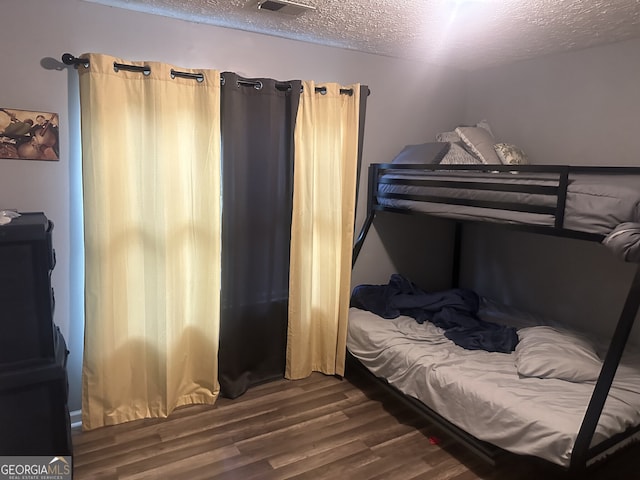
[375,168,640,236]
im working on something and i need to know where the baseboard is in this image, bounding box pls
[70,409,82,429]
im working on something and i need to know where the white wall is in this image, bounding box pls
[462,40,640,346]
[0,0,466,411]
[465,38,640,166]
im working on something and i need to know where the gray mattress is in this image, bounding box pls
[347,303,640,467]
[377,170,640,235]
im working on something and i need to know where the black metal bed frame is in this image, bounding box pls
[350,163,640,473]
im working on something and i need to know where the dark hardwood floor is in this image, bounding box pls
[71,370,640,479]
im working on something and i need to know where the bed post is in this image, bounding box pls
[352,164,379,267]
[570,263,640,470]
[451,222,462,288]
[554,167,569,228]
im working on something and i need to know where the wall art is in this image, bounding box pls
[0,108,59,161]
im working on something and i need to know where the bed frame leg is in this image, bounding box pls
[352,164,380,268]
[452,222,462,288]
[352,211,376,267]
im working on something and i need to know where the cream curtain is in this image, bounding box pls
[286,82,361,379]
[78,54,221,430]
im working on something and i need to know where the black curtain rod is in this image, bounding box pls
[61,53,370,95]
[63,53,194,81]
[226,77,356,95]
[62,53,89,68]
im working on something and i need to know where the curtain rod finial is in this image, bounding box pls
[61,53,75,65]
[62,53,89,68]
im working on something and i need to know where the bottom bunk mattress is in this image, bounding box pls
[346,304,640,467]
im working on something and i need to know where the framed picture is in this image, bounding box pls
[0,108,59,161]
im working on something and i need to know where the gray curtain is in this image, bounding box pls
[218,72,302,398]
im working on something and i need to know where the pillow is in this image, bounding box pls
[494,143,529,165]
[515,326,602,382]
[390,142,450,165]
[476,119,494,137]
[456,126,502,164]
[436,130,461,143]
[439,142,483,165]
[436,120,493,143]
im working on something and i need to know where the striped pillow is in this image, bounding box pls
[455,126,502,164]
[439,142,482,165]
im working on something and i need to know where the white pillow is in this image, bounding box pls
[435,120,493,143]
[476,119,494,137]
[515,326,602,382]
[456,126,502,164]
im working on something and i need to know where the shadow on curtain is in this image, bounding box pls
[219,72,302,398]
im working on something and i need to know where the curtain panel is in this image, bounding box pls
[218,73,302,398]
[286,81,363,379]
[78,54,222,430]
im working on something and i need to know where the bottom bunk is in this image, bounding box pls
[345,279,640,472]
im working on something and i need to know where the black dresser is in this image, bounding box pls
[0,212,72,455]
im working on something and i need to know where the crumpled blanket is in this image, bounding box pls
[602,222,640,263]
[350,274,518,353]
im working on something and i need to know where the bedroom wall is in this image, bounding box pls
[461,39,640,346]
[0,0,466,413]
[464,38,640,167]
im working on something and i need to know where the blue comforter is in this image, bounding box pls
[350,274,518,353]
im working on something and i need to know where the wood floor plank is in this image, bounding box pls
[285,447,382,480]
[270,439,371,480]
[71,371,640,480]
[117,444,241,480]
[176,448,261,480]
[370,428,445,461]
[265,412,400,469]
[72,433,164,467]
[236,407,391,464]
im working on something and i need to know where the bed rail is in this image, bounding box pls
[379,164,566,220]
[374,163,569,225]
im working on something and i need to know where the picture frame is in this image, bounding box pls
[0,108,59,161]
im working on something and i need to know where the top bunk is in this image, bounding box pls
[371,163,640,239]
[357,122,640,261]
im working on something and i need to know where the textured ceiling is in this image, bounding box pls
[80,0,640,71]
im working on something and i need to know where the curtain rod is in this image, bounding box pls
[61,53,371,95]
[226,77,364,96]
[62,54,201,82]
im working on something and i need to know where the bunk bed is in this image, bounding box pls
[348,159,640,473]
